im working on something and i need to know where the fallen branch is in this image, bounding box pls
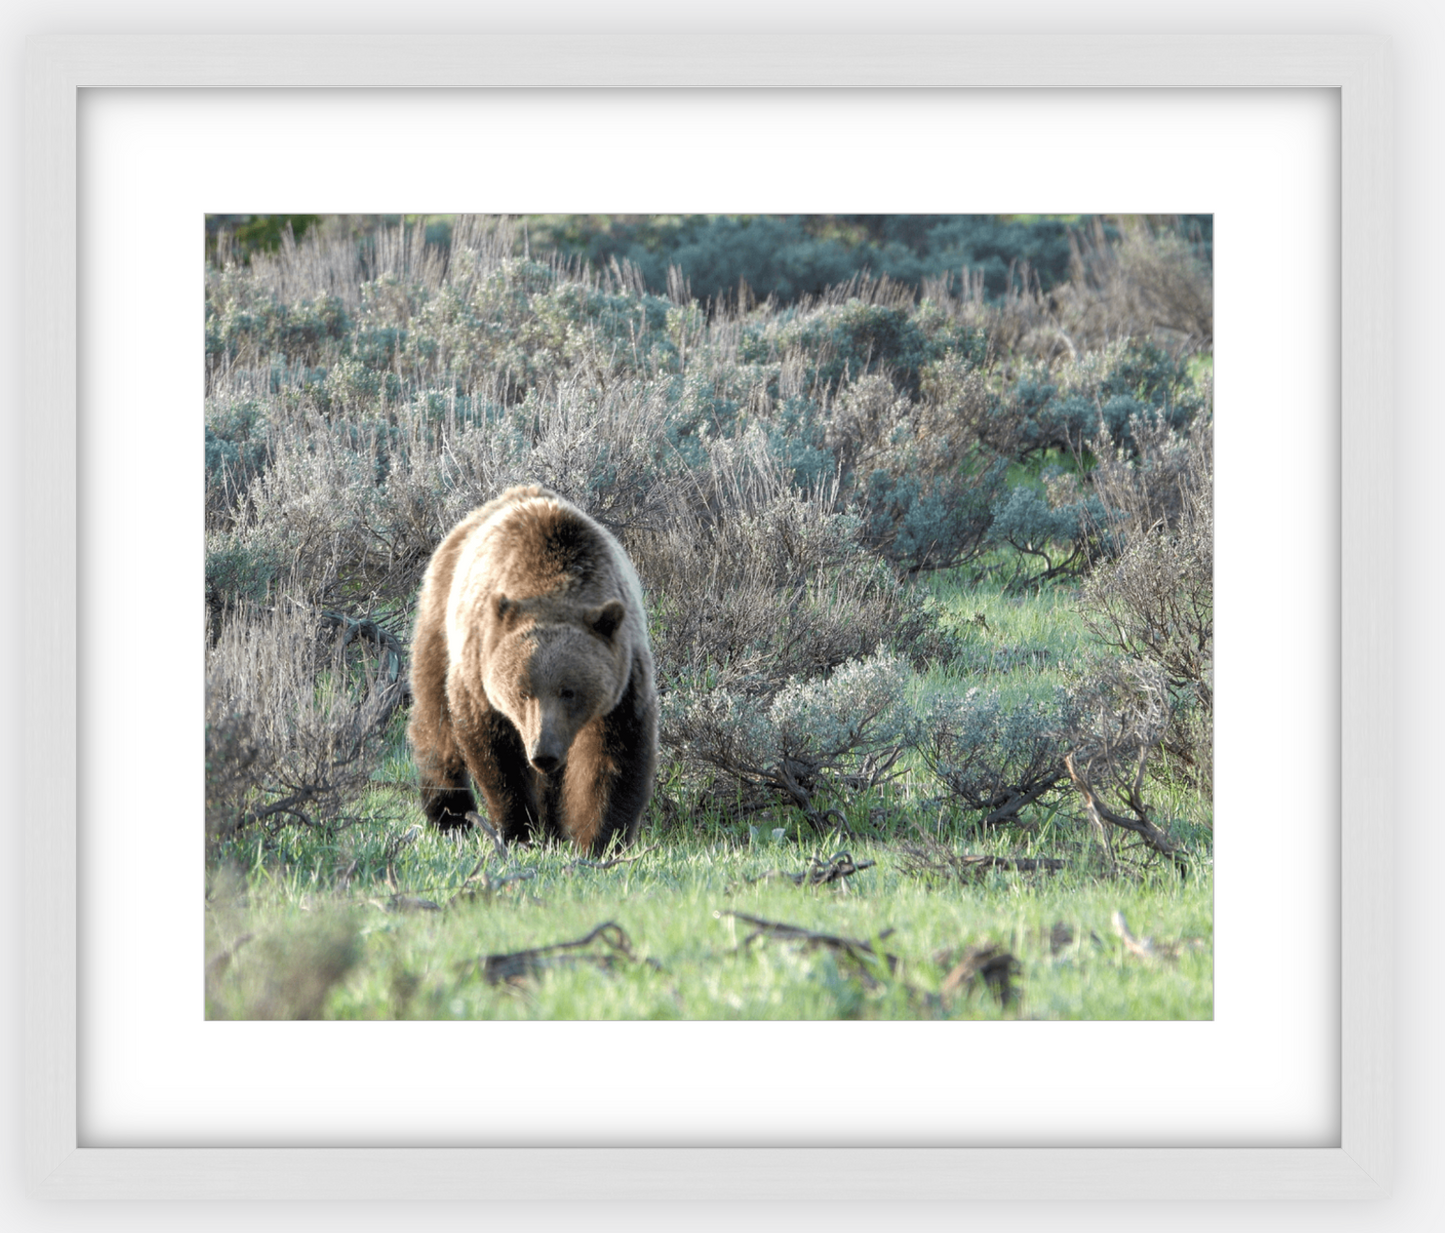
[319,609,406,687]
[897,841,1064,882]
[717,910,898,982]
[751,850,877,887]
[465,811,510,861]
[980,778,1058,825]
[316,604,412,725]
[1110,910,1206,963]
[562,844,657,874]
[940,944,1021,1008]
[443,865,536,907]
[469,921,640,986]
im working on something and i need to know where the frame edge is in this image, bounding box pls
[24,29,1394,1203]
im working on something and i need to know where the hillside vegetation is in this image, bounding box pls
[204,214,1213,1020]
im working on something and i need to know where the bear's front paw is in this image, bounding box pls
[425,787,479,831]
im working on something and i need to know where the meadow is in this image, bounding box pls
[204,214,1214,1020]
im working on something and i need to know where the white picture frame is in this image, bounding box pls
[21,33,1391,1202]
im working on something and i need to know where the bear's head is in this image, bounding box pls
[481,594,629,775]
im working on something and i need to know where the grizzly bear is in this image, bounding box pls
[407,485,658,855]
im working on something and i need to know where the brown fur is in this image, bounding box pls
[407,485,658,854]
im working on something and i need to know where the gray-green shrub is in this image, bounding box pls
[202,213,1213,843]
[1077,415,1213,787]
[660,651,918,831]
[205,599,401,841]
[920,688,1072,824]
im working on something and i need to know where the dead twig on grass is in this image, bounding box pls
[1110,909,1206,964]
[465,811,509,861]
[940,945,1021,1009]
[443,866,537,907]
[719,910,1024,1012]
[1112,909,1157,960]
[468,921,641,986]
[427,812,536,904]
[951,854,1062,876]
[897,839,1064,882]
[750,850,877,887]
[383,824,421,889]
[561,844,657,874]
[717,910,899,985]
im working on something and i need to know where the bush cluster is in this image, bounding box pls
[1077,414,1214,789]
[205,601,404,846]
[521,213,1210,307]
[205,213,1212,856]
[920,687,1074,824]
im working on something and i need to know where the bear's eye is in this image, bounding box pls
[559,688,575,701]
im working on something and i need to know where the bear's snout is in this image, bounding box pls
[528,735,568,775]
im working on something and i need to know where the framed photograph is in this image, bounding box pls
[22,33,1390,1201]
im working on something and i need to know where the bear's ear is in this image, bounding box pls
[587,599,626,642]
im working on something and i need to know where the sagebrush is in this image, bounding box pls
[205,213,1213,866]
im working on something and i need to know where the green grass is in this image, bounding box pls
[205,824,1211,1022]
[921,568,1092,695]
[206,571,1211,1023]
[209,575,1213,1017]
[918,568,1212,844]
[204,217,1213,1023]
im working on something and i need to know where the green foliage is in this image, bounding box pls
[523,214,1122,306]
[1077,425,1214,789]
[986,482,1105,589]
[203,215,1213,963]
[893,214,1081,296]
[860,460,1005,575]
[662,651,918,830]
[741,299,940,396]
[206,280,350,366]
[232,214,322,253]
[205,826,1213,1020]
[204,399,270,521]
[921,687,1072,822]
[990,484,1095,549]
[205,533,283,620]
[636,215,862,304]
[205,214,324,265]
[999,340,1203,458]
